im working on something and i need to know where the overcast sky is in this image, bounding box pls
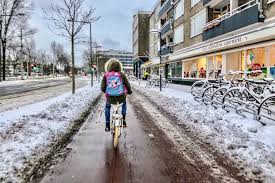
[30,0,155,66]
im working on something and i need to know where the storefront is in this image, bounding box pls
[149,21,275,83]
[220,45,275,79]
[166,43,275,81]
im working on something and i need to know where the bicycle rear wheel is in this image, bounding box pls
[113,126,119,149]
[257,95,275,123]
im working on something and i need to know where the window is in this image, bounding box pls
[174,25,184,44]
[168,62,182,78]
[174,0,184,20]
[191,0,200,7]
[190,9,206,38]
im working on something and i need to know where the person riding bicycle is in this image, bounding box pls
[101,58,132,132]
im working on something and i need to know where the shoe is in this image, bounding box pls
[105,123,110,132]
[122,115,127,128]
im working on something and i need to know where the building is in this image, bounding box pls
[144,0,275,84]
[132,11,151,79]
[97,49,133,74]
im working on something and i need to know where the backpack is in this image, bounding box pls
[105,71,125,96]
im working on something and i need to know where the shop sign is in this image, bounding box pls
[202,36,245,52]
[251,63,262,70]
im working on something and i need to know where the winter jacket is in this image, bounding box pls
[101,59,132,104]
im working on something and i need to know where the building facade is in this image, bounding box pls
[132,11,151,78]
[144,0,275,84]
[97,49,133,74]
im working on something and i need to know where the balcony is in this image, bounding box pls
[161,45,173,55]
[161,20,173,35]
[203,0,264,41]
[159,0,173,18]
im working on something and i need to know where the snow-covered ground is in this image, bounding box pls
[0,77,70,87]
[132,81,275,182]
[0,85,101,182]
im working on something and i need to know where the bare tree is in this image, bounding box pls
[23,38,36,77]
[7,43,21,76]
[44,0,99,94]
[0,0,31,81]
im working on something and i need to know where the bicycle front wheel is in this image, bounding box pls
[113,126,119,149]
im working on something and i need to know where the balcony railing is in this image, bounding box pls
[203,0,264,40]
[161,44,173,55]
[159,0,173,18]
[161,20,173,35]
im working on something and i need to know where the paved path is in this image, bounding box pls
[40,96,209,183]
[39,92,245,183]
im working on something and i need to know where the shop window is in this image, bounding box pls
[207,55,222,79]
[184,58,206,78]
[168,62,182,78]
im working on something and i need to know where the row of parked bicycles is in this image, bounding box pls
[145,76,171,88]
[191,70,275,125]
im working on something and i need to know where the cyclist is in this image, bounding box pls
[101,58,132,132]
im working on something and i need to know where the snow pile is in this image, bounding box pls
[0,85,101,182]
[132,82,275,181]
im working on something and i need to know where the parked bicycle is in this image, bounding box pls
[191,70,275,124]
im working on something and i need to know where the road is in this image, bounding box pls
[0,77,91,112]
[40,91,247,183]
[0,78,71,97]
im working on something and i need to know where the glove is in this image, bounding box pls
[128,90,132,95]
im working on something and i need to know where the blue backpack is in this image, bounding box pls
[105,71,125,96]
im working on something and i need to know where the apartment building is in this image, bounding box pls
[132,11,151,78]
[145,0,275,84]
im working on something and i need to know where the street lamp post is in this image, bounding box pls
[150,29,162,92]
[67,19,94,87]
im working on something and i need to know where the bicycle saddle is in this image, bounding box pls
[228,71,236,75]
[253,80,268,84]
[236,71,244,75]
[251,70,262,74]
[245,78,254,82]
[263,78,274,83]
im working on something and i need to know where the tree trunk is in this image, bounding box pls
[2,41,6,81]
[20,61,23,80]
[71,36,75,94]
[52,64,54,78]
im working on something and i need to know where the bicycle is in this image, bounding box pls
[110,102,124,149]
[222,77,275,120]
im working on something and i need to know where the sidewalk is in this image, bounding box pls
[132,81,275,182]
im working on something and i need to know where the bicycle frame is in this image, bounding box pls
[111,103,123,148]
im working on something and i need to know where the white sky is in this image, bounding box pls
[29,0,155,66]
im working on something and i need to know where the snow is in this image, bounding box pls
[0,85,101,182]
[132,81,275,182]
